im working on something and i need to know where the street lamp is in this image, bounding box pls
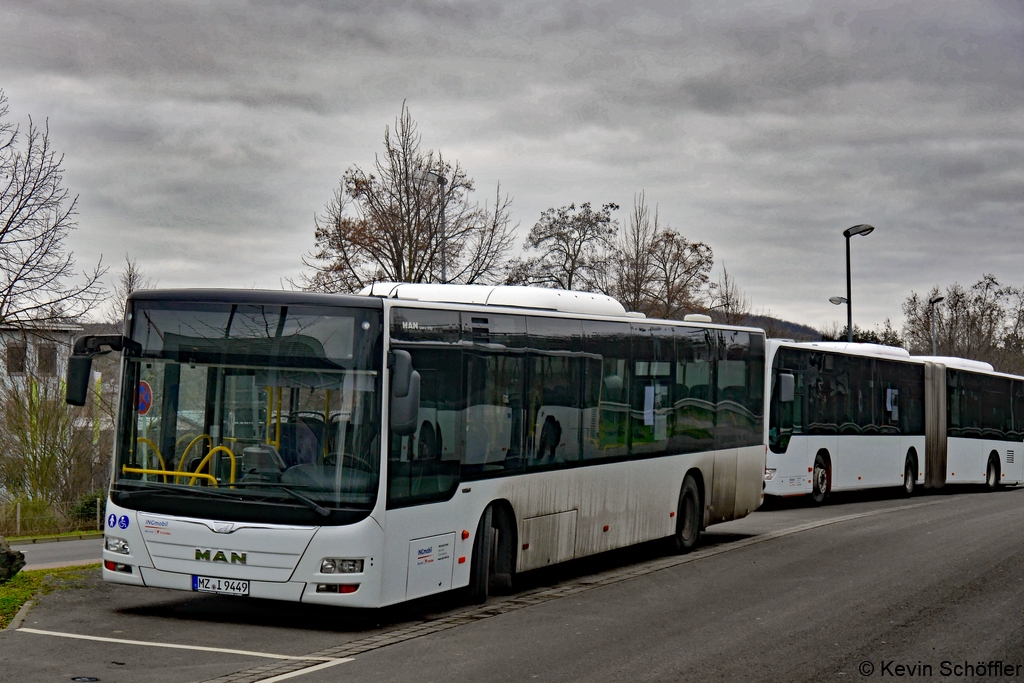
[929,294,945,356]
[413,169,448,284]
[829,297,849,339]
[841,224,875,343]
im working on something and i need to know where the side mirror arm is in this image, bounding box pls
[65,335,140,407]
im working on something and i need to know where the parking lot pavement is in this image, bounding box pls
[0,565,450,683]
[11,538,103,569]
[0,489,980,682]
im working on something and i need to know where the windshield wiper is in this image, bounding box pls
[281,487,331,517]
[114,483,244,500]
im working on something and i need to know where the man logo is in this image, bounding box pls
[195,549,247,564]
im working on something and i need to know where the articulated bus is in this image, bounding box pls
[764,340,1024,503]
[68,284,766,608]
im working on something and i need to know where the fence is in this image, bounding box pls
[0,499,104,538]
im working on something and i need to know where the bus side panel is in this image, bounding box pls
[1000,441,1023,483]
[734,444,765,517]
[836,436,901,489]
[380,501,457,606]
[709,449,737,523]
[764,437,811,495]
[946,436,984,484]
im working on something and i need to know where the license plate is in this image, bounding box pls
[192,575,249,596]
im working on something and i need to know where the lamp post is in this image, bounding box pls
[414,169,448,284]
[841,224,875,342]
[829,296,848,338]
[929,294,945,356]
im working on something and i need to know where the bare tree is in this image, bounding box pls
[107,254,154,327]
[301,103,516,291]
[515,202,619,292]
[649,230,714,320]
[604,192,715,318]
[0,90,104,327]
[903,275,1024,374]
[708,263,752,325]
[0,370,99,505]
[612,192,656,312]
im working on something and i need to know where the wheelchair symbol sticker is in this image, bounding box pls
[118,515,130,530]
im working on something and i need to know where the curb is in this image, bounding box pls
[24,559,102,571]
[8,532,103,546]
[4,599,33,631]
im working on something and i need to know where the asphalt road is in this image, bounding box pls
[11,538,102,569]
[2,486,1022,683]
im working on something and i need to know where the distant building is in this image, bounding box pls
[0,322,82,382]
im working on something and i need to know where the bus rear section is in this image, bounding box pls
[765,341,1024,502]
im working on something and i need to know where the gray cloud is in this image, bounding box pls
[1,0,1021,327]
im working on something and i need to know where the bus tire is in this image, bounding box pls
[489,504,516,595]
[986,455,1000,491]
[672,475,701,554]
[467,506,494,603]
[810,454,829,505]
[903,455,916,497]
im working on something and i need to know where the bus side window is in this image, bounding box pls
[463,353,525,476]
[1012,380,1024,441]
[981,374,1012,440]
[526,317,583,467]
[582,320,630,460]
[629,323,672,457]
[671,326,714,455]
[715,330,763,450]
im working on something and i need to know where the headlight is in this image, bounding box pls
[320,558,364,574]
[106,537,130,554]
[764,468,777,481]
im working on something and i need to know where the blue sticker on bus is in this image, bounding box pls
[107,513,117,528]
[118,515,130,530]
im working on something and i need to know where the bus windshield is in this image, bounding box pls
[112,300,383,525]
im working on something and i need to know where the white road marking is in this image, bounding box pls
[256,659,354,682]
[18,628,344,661]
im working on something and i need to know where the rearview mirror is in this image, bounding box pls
[65,355,94,407]
[778,373,795,403]
[390,349,420,436]
[65,334,139,407]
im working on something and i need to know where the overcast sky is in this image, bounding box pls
[1,0,1021,329]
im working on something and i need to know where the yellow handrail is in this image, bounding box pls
[123,465,217,486]
[189,445,237,486]
[176,434,212,484]
[136,438,167,482]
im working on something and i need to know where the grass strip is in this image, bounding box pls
[0,564,100,629]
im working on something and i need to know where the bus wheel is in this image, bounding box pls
[903,457,916,497]
[810,455,828,505]
[467,506,494,603]
[672,475,701,554]
[986,455,1000,491]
